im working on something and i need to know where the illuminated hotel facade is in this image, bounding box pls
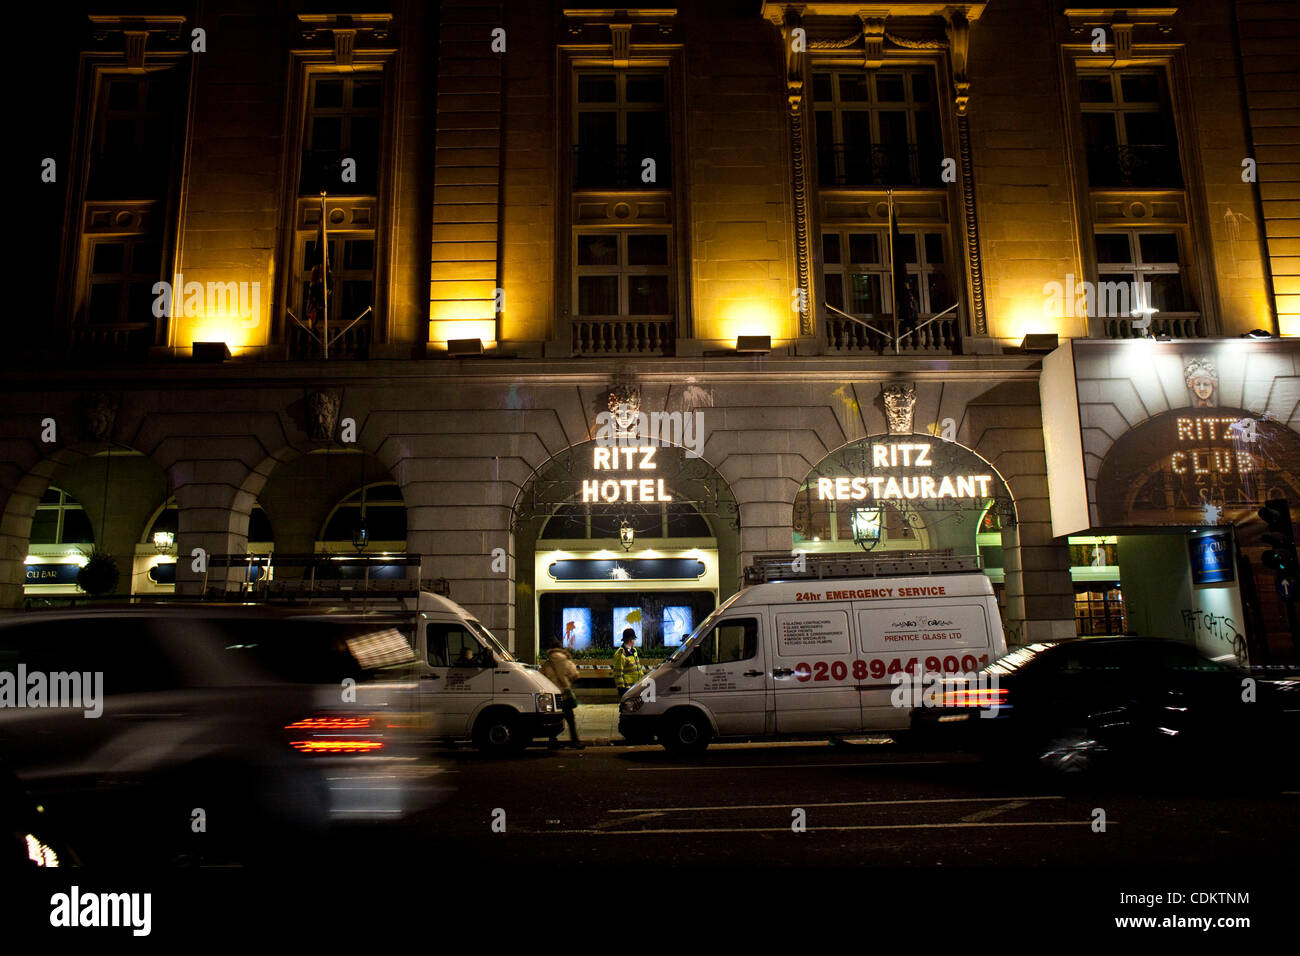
[7,1,1298,663]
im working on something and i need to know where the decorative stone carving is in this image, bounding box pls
[882,384,917,435]
[1183,358,1218,408]
[307,389,341,441]
[607,383,642,437]
[81,392,119,442]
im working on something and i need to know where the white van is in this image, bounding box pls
[397,590,566,752]
[198,556,567,754]
[617,552,1006,753]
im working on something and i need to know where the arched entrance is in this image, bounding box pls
[792,433,1018,619]
[511,440,740,662]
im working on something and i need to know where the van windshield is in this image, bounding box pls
[666,592,744,662]
[468,620,515,662]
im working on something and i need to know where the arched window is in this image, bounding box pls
[320,482,406,544]
[31,488,95,545]
[142,498,274,544]
[539,501,712,540]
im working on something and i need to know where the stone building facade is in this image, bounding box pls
[8,1,1296,659]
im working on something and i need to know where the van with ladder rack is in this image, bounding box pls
[617,550,1006,753]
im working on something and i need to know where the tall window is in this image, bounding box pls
[291,73,383,358]
[574,232,671,320]
[573,71,670,189]
[76,67,185,355]
[1078,70,1182,188]
[812,69,941,187]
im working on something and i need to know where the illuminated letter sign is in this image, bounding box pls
[817,442,992,501]
[582,446,673,504]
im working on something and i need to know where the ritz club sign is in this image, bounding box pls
[816,442,994,502]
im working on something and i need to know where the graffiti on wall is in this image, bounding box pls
[1180,607,1247,665]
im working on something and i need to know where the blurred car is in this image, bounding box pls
[910,637,1299,776]
[0,604,436,863]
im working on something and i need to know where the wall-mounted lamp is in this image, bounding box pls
[619,519,635,552]
[352,526,369,551]
[735,335,772,354]
[1153,332,1172,342]
[1242,329,1272,339]
[1019,333,1058,353]
[447,338,484,356]
[852,508,882,551]
[152,530,175,553]
[192,341,232,362]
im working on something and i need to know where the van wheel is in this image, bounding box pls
[473,711,527,754]
[660,711,712,755]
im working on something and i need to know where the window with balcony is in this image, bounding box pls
[1078,70,1182,188]
[822,228,956,351]
[812,69,941,188]
[572,231,674,354]
[290,73,383,358]
[1092,229,1198,338]
[573,71,670,189]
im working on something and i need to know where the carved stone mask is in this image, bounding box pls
[607,384,641,436]
[882,384,917,435]
[81,392,119,443]
[307,389,340,441]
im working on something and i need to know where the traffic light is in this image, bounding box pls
[1258,498,1298,598]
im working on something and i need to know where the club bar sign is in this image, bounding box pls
[581,446,673,503]
[817,442,994,502]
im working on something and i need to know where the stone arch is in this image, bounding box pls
[510,438,742,661]
[0,439,172,608]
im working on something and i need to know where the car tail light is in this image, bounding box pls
[286,714,385,755]
[941,687,1008,708]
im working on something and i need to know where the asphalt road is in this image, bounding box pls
[340,740,1300,870]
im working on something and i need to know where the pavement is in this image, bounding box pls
[572,702,621,742]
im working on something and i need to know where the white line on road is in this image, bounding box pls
[531,821,1103,836]
[608,795,1061,814]
[626,760,949,772]
[959,800,1029,823]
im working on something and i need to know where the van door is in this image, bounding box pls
[421,619,496,737]
[685,615,769,736]
[771,604,861,734]
[855,600,994,730]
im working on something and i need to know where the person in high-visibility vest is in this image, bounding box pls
[613,629,643,695]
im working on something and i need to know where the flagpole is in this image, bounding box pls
[320,191,329,360]
[887,188,899,354]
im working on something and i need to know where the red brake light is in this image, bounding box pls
[286,714,383,754]
[941,687,1008,708]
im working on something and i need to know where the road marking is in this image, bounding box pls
[608,795,1060,814]
[959,800,1029,823]
[626,760,949,772]
[590,811,665,831]
[529,821,1103,836]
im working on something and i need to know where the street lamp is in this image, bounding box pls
[619,519,635,552]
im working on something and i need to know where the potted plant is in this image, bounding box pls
[76,548,120,596]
